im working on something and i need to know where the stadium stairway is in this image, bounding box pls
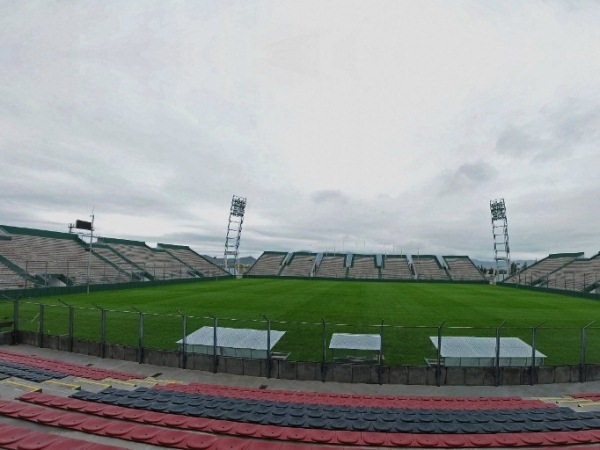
[0,421,125,450]
[0,349,145,381]
[4,390,600,447]
[4,347,600,447]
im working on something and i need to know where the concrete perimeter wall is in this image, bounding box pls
[10,331,599,386]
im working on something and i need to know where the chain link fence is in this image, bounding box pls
[4,298,600,378]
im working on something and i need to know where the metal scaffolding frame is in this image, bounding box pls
[490,198,510,282]
[223,195,247,276]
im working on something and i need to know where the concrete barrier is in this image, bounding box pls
[0,331,13,345]
[8,331,600,386]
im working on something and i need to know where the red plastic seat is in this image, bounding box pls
[15,406,46,420]
[12,433,62,450]
[47,397,71,407]
[246,442,282,450]
[129,425,162,442]
[492,434,520,447]
[212,436,251,450]
[120,409,146,421]
[57,413,89,428]
[62,399,89,411]
[44,440,108,450]
[388,433,413,446]
[80,417,111,433]
[543,432,571,445]
[414,434,442,448]
[441,435,468,447]
[209,421,235,434]
[100,406,123,418]
[17,392,48,403]
[0,426,35,445]
[102,422,136,437]
[518,433,547,446]
[361,432,387,446]
[306,429,336,444]
[0,401,30,414]
[467,434,495,447]
[35,410,64,424]
[182,434,217,449]
[139,411,164,424]
[162,414,189,427]
[185,417,212,431]
[155,429,189,446]
[283,428,308,441]
[81,403,111,414]
[231,423,259,437]
[258,425,284,439]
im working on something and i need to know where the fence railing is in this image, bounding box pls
[3,298,600,383]
[4,260,222,291]
[509,271,600,293]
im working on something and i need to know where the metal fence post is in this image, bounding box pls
[68,304,74,352]
[264,315,271,378]
[495,321,506,387]
[94,304,106,359]
[581,321,596,383]
[59,299,74,352]
[530,322,545,385]
[209,313,218,373]
[436,321,445,387]
[177,309,187,369]
[321,318,327,382]
[38,303,44,348]
[530,325,535,386]
[379,320,384,385]
[13,297,19,345]
[133,307,144,364]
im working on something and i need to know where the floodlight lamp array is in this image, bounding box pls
[490,199,506,221]
[231,197,247,217]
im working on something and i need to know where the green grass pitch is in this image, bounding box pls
[11,278,600,366]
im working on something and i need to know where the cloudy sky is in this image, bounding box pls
[2,1,600,260]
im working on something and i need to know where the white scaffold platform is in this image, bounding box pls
[177,326,286,360]
[429,336,546,367]
[329,333,382,363]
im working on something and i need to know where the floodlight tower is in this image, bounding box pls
[69,211,95,294]
[223,195,247,276]
[490,198,510,282]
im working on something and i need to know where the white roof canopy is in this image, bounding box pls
[177,326,285,351]
[329,333,381,351]
[430,336,546,358]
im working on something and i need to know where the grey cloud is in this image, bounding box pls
[436,161,497,194]
[311,190,350,204]
[546,100,600,147]
[2,1,600,264]
[496,100,600,162]
[496,126,540,156]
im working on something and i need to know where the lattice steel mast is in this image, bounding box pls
[223,195,247,276]
[490,198,510,282]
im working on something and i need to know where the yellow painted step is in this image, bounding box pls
[102,378,137,387]
[42,379,81,390]
[73,377,112,388]
[2,379,42,392]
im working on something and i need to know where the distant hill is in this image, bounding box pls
[203,255,256,266]
[471,259,535,270]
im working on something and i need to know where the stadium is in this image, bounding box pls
[2,210,600,383]
[4,1,600,447]
[2,216,600,448]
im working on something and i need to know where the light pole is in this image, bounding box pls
[86,213,95,295]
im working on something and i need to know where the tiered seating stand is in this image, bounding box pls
[412,255,449,281]
[314,254,346,279]
[444,256,486,282]
[245,251,287,276]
